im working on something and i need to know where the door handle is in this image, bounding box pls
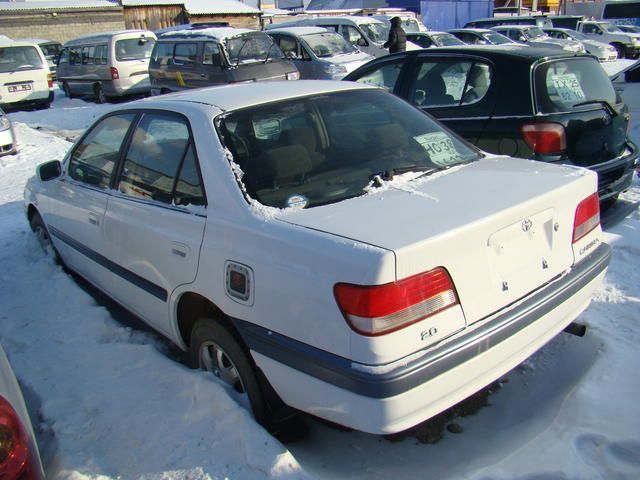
[88,212,99,225]
[171,242,189,259]
[199,73,206,77]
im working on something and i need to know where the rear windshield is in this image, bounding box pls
[40,43,61,58]
[218,89,479,209]
[0,46,43,73]
[431,33,465,46]
[225,32,283,65]
[303,32,355,57]
[483,32,514,44]
[115,37,155,61]
[534,58,616,113]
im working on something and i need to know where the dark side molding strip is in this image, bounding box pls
[234,243,611,399]
[49,225,168,302]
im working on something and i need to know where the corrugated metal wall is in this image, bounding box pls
[420,0,492,30]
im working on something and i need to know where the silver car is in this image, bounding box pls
[544,27,618,61]
[491,25,585,52]
[0,343,45,479]
[267,26,374,79]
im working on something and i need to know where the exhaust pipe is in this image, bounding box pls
[564,322,587,337]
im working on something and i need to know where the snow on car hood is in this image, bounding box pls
[277,156,590,252]
[328,51,375,73]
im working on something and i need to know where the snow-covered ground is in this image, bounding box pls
[1,85,640,480]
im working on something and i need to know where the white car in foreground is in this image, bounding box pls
[24,81,610,434]
[0,343,45,479]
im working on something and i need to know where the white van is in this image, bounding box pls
[0,40,53,109]
[57,30,156,103]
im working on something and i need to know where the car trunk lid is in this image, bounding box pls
[278,156,597,325]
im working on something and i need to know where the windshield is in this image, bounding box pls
[432,33,465,46]
[524,27,548,39]
[483,32,514,44]
[115,37,155,61]
[304,32,355,57]
[602,23,624,33]
[360,23,388,43]
[534,58,616,114]
[218,89,479,209]
[569,31,588,40]
[225,32,283,64]
[0,46,43,73]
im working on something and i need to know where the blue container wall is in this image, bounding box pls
[388,0,421,14]
[420,0,492,30]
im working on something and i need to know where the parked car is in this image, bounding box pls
[0,108,16,156]
[0,40,53,110]
[18,39,62,79]
[465,15,553,29]
[25,80,611,434]
[449,28,519,45]
[344,46,638,205]
[0,343,45,479]
[371,13,427,33]
[57,30,156,103]
[265,16,390,57]
[543,27,618,61]
[491,25,584,52]
[618,24,640,33]
[150,27,298,94]
[406,32,465,48]
[575,21,640,58]
[266,26,374,79]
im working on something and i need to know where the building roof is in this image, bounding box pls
[0,0,120,11]
[120,0,260,14]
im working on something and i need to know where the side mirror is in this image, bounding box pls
[357,37,368,47]
[37,160,62,182]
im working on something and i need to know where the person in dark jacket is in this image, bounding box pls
[383,17,407,53]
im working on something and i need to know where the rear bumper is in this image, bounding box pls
[592,141,638,201]
[238,243,611,433]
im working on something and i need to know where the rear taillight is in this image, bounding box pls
[0,395,34,480]
[46,73,53,89]
[334,268,459,336]
[110,67,119,80]
[573,192,600,243]
[520,122,567,154]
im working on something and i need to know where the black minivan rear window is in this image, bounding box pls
[534,58,616,114]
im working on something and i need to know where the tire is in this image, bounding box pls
[94,84,107,104]
[190,317,274,429]
[29,212,62,264]
[611,43,625,59]
[601,194,619,212]
[62,82,73,99]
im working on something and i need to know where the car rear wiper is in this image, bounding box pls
[572,99,618,117]
[368,165,438,187]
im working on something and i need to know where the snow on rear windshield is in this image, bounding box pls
[0,46,43,73]
[217,89,479,210]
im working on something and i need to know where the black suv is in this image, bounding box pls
[344,46,638,205]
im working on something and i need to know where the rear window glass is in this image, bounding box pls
[0,46,43,73]
[218,89,479,209]
[115,37,155,61]
[534,58,616,113]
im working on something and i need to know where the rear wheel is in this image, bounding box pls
[62,82,73,99]
[190,317,275,429]
[94,84,107,104]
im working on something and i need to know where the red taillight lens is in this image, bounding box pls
[573,192,600,243]
[334,268,459,336]
[521,122,567,154]
[46,73,53,89]
[0,396,30,480]
[110,67,119,80]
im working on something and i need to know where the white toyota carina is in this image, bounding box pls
[24,81,610,434]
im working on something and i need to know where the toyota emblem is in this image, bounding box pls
[522,219,532,232]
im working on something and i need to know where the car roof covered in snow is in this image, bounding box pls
[158,27,255,41]
[135,80,374,113]
[265,26,330,36]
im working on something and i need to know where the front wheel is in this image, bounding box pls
[29,212,62,265]
[611,43,625,59]
[94,84,107,104]
[190,318,274,429]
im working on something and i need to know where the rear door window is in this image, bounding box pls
[534,58,616,113]
[350,59,404,92]
[174,43,198,65]
[117,113,202,206]
[69,114,136,189]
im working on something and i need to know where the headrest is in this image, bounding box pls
[264,145,312,180]
[282,127,317,152]
[370,124,408,150]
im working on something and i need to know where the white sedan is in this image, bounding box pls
[24,81,610,434]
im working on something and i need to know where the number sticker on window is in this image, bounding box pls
[414,132,461,167]
[550,73,586,103]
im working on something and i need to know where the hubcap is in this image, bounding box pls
[199,341,245,393]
